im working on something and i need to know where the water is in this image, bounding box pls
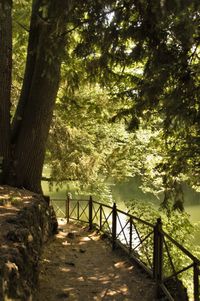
[42,181,200,246]
[186,204,200,222]
[186,205,200,245]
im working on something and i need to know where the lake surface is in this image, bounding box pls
[186,204,200,222]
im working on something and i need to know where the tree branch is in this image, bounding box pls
[13,19,29,32]
[42,176,78,182]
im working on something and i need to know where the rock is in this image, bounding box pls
[67,232,76,239]
[65,261,75,266]
[79,248,86,253]
[0,199,4,205]
[58,227,64,232]
[56,292,70,299]
[163,278,189,301]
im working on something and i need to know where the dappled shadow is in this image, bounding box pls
[0,186,38,245]
[37,220,156,301]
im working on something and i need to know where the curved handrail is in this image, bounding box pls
[162,229,200,264]
[51,196,200,301]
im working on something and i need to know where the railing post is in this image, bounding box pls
[194,262,199,301]
[129,216,133,255]
[100,204,102,230]
[0,157,3,182]
[112,203,117,250]
[43,195,50,205]
[77,201,80,220]
[66,192,71,223]
[89,196,93,230]
[153,217,163,297]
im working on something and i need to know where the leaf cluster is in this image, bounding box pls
[12,0,200,203]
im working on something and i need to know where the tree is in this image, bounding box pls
[0,0,12,183]
[1,0,199,199]
[0,0,72,192]
[73,0,200,198]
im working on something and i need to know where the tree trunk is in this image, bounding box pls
[0,0,12,183]
[9,0,71,193]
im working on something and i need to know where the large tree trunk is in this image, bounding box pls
[0,0,12,183]
[10,0,71,193]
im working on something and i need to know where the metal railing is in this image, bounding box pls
[51,196,200,301]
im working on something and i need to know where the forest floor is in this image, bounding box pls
[37,219,156,301]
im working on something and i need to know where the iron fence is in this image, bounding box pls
[51,196,200,301]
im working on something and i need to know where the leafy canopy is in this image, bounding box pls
[12,0,200,205]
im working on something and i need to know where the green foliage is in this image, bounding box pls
[71,0,200,197]
[126,199,199,297]
[126,199,159,223]
[11,0,200,205]
[12,0,31,109]
[46,84,139,201]
[126,198,195,249]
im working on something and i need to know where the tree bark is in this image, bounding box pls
[0,0,12,183]
[10,0,71,193]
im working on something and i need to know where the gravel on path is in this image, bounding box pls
[37,219,156,301]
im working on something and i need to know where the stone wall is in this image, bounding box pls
[0,187,58,301]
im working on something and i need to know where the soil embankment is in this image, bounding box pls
[0,185,57,301]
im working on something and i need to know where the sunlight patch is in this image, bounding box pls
[59,267,71,272]
[114,261,126,268]
[62,240,70,246]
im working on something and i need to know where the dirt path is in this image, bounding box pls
[37,219,156,301]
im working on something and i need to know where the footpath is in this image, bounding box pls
[37,219,156,301]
